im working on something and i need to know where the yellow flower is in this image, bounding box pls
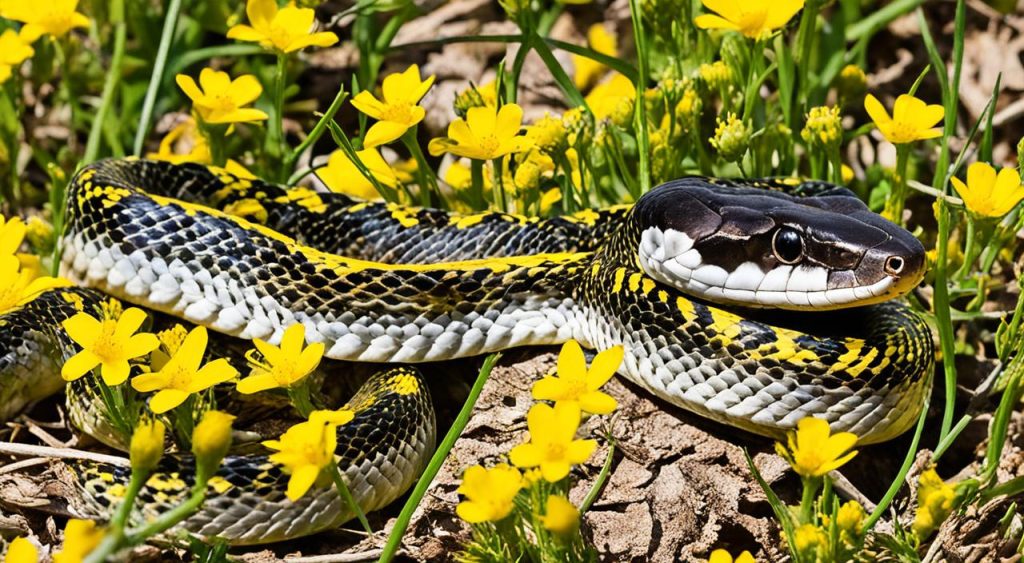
[61,307,159,386]
[532,339,622,415]
[455,464,523,523]
[801,106,842,149]
[0,256,68,315]
[0,216,25,257]
[700,61,734,91]
[147,119,211,164]
[238,323,325,393]
[912,468,956,541]
[129,418,165,472]
[444,160,474,191]
[864,93,944,144]
[708,549,755,563]
[316,148,399,200]
[508,402,596,482]
[176,68,269,125]
[711,112,751,163]
[262,410,355,501]
[52,519,103,563]
[428,104,533,161]
[951,162,1024,218]
[792,523,827,559]
[3,0,89,42]
[192,410,235,480]
[4,537,37,563]
[540,495,580,537]
[774,417,858,478]
[585,73,635,121]
[351,65,435,148]
[130,326,238,413]
[694,0,804,40]
[0,29,34,85]
[453,81,498,114]
[527,114,568,154]
[540,188,562,215]
[836,499,866,544]
[573,24,617,90]
[227,0,338,53]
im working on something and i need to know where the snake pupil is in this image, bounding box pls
[772,228,803,264]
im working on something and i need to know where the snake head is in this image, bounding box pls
[633,177,926,310]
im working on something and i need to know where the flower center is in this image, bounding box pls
[165,362,193,391]
[91,320,125,364]
[544,441,567,461]
[737,8,770,36]
[887,121,921,143]
[477,135,501,158]
[564,378,587,400]
[381,102,413,124]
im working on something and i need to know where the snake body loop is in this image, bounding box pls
[0,158,934,544]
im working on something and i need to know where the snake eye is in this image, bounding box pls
[772,228,803,264]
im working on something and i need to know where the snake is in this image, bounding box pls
[0,158,934,544]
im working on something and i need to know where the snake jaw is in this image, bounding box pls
[632,178,927,310]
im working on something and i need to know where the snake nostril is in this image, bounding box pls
[885,256,905,276]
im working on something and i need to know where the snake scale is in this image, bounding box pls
[0,158,934,544]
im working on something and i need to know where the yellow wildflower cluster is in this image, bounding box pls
[952,161,1024,219]
[227,0,338,54]
[263,408,355,501]
[912,468,957,541]
[694,0,805,40]
[455,340,622,557]
[801,106,843,150]
[775,417,858,478]
[0,216,68,316]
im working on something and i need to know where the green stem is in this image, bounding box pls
[795,1,821,107]
[491,158,507,212]
[283,87,349,179]
[287,384,316,418]
[799,477,819,524]
[329,461,373,535]
[405,141,442,208]
[83,0,126,164]
[470,159,485,211]
[580,440,615,513]
[378,354,501,563]
[885,145,910,224]
[122,485,206,545]
[83,469,149,563]
[954,215,978,280]
[934,200,958,443]
[266,53,288,175]
[863,388,930,531]
[627,0,650,194]
[133,0,182,156]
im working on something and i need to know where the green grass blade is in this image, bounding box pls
[378,354,501,563]
[132,0,182,156]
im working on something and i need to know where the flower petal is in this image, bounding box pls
[61,350,99,381]
[236,373,278,394]
[509,443,543,468]
[579,391,617,415]
[540,460,571,482]
[351,91,386,120]
[587,344,623,390]
[364,120,410,148]
[557,339,587,381]
[286,464,321,501]
[863,94,891,129]
[532,377,570,401]
[149,388,189,413]
[100,360,131,386]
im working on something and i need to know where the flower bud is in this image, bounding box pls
[192,410,235,481]
[129,418,165,473]
[710,112,750,163]
[540,495,580,538]
[801,106,843,150]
